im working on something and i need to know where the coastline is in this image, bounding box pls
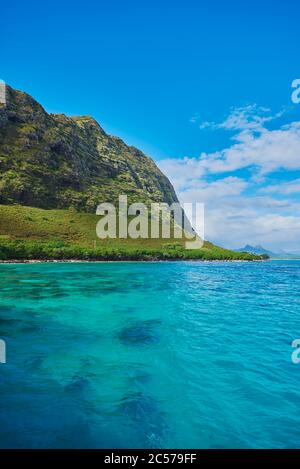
[0,258,267,264]
[0,237,264,263]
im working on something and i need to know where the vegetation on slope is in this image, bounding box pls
[0,86,264,261]
[0,86,177,211]
[0,204,261,261]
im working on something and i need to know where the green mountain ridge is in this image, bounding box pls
[0,86,177,211]
[0,85,261,261]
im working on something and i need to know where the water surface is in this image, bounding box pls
[0,261,300,448]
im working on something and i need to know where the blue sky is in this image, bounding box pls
[1,0,300,251]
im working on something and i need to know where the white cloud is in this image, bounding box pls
[184,105,300,177]
[194,104,287,133]
[195,121,300,176]
[262,178,300,195]
[199,197,300,251]
[159,157,206,191]
[159,106,300,252]
[178,176,248,202]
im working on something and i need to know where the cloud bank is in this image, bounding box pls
[159,105,300,252]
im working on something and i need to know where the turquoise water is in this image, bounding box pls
[0,261,300,448]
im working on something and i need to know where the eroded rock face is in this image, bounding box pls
[0,86,178,211]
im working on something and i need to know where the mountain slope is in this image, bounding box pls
[236,245,274,257]
[236,244,300,259]
[0,85,261,261]
[0,86,177,211]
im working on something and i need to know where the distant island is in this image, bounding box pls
[236,245,300,260]
[0,86,263,262]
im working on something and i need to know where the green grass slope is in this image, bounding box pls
[0,204,261,261]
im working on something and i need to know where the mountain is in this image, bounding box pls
[236,245,300,259]
[0,85,261,261]
[236,245,275,257]
[0,86,177,211]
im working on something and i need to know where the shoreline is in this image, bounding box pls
[0,258,267,264]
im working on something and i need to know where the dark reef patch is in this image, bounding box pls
[118,319,161,346]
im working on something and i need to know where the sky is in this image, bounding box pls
[1,0,300,251]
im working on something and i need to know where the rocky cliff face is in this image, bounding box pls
[0,86,178,211]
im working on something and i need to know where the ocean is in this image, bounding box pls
[0,261,299,448]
